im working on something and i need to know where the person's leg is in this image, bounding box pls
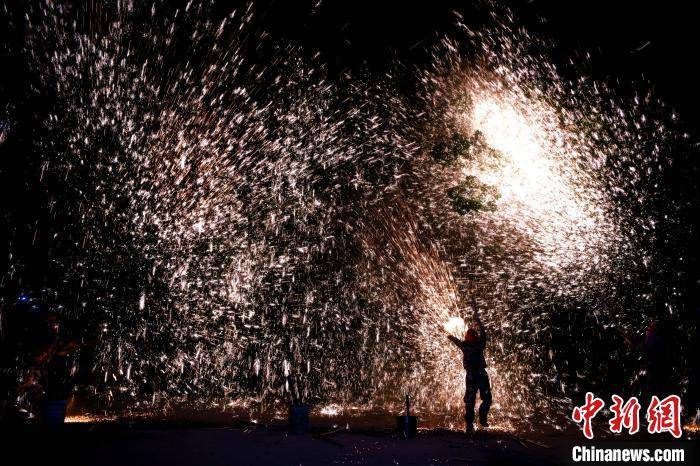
[478,370,492,426]
[465,376,477,431]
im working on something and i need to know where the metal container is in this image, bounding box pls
[41,399,68,427]
[289,404,310,434]
[396,394,417,438]
[396,414,417,438]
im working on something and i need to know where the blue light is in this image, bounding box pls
[18,294,30,303]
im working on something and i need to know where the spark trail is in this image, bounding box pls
[3,1,692,431]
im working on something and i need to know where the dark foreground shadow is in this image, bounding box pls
[2,423,567,466]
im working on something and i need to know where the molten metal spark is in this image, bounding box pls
[4,1,690,433]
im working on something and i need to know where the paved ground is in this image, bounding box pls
[5,421,698,465]
[4,424,564,466]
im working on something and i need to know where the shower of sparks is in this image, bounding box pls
[469,91,609,269]
[3,1,693,432]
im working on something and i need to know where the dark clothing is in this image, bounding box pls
[447,336,487,370]
[465,368,492,426]
[0,308,18,399]
[1,303,66,401]
[447,316,488,371]
[448,318,491,427]
[642,328,672,397]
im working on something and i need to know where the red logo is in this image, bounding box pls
[572,392,605,439]
[609,395,641,435]
[647,395,682,438]
[573,393,683,439]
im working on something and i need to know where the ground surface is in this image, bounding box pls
[4,424,565,466]
[4,421,698,465]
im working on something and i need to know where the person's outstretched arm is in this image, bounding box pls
[447,334,463,348]
[441,326,463,348]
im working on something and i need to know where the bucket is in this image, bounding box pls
[289,404,310,434]
[396,415,417,438]
[41,399,68,427]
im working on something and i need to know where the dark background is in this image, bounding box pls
[0,0,698,420]
[2,0,699,293]
[266,0,700,125]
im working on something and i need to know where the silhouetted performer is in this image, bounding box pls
[0,303,17,423]
[1,293,53,423]
[642,321,671,397]
[446,311,492,434]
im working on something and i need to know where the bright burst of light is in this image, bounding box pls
[7,0,691,434]
[472,96,577,217]
[466,89,611,269]
[443,316,466,337]
[319,404,341,417]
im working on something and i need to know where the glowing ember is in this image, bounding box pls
[443,317,466,337]
[65,414,117,424]
[3,1,691,433]
[319,404,342,417]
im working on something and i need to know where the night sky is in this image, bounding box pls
[0,0,698,428]
[2,1,699,293]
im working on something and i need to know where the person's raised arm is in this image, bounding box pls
[473,309,486,346]
[441,325,463,348]
[447,334,463,348]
